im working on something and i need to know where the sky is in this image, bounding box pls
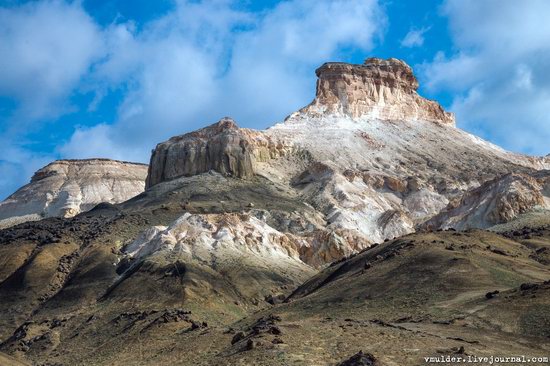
[1,0,549,200]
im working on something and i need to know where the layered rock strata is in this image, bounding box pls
[146,117,293,188]
[296,57,455,124]
[0,159,148,228]
[424,172,550,230]
[147,118,256,188]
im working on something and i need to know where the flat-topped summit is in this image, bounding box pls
[298,57,455,124]
[31,158,147,183]
[318,57,419,91]
[0,159,148,228]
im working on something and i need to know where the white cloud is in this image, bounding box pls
[57,123,137,161]
[222,0,385,126]
[0,0,103,199]
[401,27,429,48]
[0,0,103,123]
[0,138,55,200]
[421,0,550,155]
[61,0,387,158]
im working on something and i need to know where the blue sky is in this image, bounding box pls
[1,0,549,200]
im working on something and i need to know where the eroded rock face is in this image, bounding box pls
[0,159,148,229]
[424,172,550,230]
[123,209,374,269]
[146,117,297,188]
[147,118,256,188]
[120,212,314,291]
[125,212,305,263]
[297,58,455,124]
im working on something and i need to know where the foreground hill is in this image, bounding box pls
[220,228,550,365]
[2,227,548,365]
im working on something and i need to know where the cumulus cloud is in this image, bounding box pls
[61,0,386,158]
[401,27,429,48]
[421,0,550,155]
[0,0,103,123]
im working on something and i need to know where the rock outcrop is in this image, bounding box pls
[296,57,455,124]
[121,212,313,287]
[146,118,256,188]
[0,159,148,229]
[424,172,550,230]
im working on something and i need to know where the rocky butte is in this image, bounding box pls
[300,57,455,124]
[146,118,257,188]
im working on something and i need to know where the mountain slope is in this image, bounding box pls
[3,228,548,365]
[144,57,549,257]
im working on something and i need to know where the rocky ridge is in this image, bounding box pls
[0,159,148,229]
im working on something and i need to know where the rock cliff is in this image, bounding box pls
[146,118,257,188]
[296,57,455,124]
[0,159,148,228]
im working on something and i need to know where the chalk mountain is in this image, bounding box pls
[142,57,550,265]
[1,58,549,365]
[0,159,148,229]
